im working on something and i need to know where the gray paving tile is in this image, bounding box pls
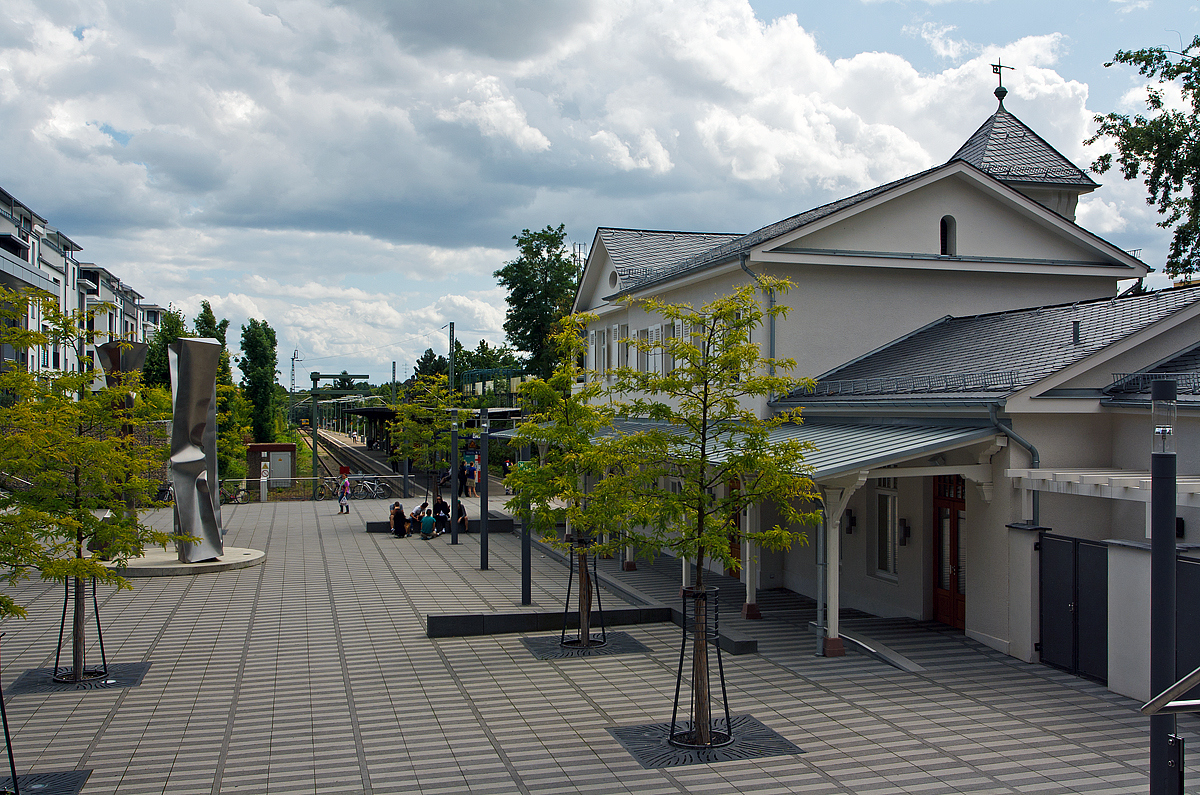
[0,500,1193,793]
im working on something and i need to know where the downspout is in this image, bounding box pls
[739,253,776,391]
[990,403,1039,525]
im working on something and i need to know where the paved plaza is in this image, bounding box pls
[0,498,1196,794]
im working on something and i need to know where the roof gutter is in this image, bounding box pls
[739,253,775,389]
[990,403,1039,525]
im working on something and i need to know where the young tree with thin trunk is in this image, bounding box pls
[0,288,174,681]
[610,278,820,745]
[505,318,656,646]
[390,374,460,500]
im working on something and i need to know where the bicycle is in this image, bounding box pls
[315,476,340,501]
[156,482,176,505]
[353,477,387,500]
[219,482,249,505]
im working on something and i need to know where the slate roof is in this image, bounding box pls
[950,105,1098,189]
[785,285,1200,404]
[1107,342,1200,398]
[597,101,1100,297]
[606,167,937,293]
[597,228,743,288]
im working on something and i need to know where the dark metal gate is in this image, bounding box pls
[1039,533,1108,683]
[1177,557,1200,699]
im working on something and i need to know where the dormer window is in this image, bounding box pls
[940,215,957,256]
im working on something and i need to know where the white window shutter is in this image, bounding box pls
[610,324,619,374]
[589,330,596,371]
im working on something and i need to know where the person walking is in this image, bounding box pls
[466,460,477,498]
[457,461,468,498]
[338,476,351,514]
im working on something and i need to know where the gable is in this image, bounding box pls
[763,168,1134,269]
[574,234,617,313]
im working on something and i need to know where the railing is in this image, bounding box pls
[210,474,439,504]
[1110,372,1200,395]
[805,370,1018,397]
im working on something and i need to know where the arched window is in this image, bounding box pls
[940,215,957,256]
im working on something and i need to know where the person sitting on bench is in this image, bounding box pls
[420,509,436,540]
[454,502,468,535]
[390,502,405,537]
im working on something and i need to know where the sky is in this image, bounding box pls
[1,0,1196,386]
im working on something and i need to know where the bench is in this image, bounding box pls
[467,512,514,534]
[365,521,393,534]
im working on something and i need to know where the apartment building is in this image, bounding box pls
[0,185,163,375]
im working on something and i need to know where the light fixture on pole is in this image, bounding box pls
[1151,378,1183,795]
[450,419,459,546]
[480,408,490,571]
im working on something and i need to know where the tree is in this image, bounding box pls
[610,279,820,746]
[456,338,523,373]
[194,301,248,478]
[506,318,655,646]
[0,287,173,681]
[389,374,459,498]
[413,348,448,378]
[1087,35,1200,276]
[494,224,579,379]
[194,300,232,381]
[144,307,190,388]
[239,318,278,443]
[334,370,357,391]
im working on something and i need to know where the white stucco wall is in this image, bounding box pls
[792,176,1107,263]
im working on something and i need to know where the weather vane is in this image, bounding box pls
[991,59,1014,89]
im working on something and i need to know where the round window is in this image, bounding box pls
[608,272,618,288]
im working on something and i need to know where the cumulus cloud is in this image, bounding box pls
[903,23,974,60]
[0,0,1173,380]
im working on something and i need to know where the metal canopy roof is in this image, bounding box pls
[498,420,997,483]
[769,423,998,481]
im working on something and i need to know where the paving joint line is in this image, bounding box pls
[209,500,276,795]
[74,560,206,771]
[370,530,534,795]
[543,644,692,793]
[316,502,375,795]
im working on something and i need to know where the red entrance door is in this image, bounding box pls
[933,476,966,629]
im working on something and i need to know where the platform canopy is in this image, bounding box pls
[496,419,1001,484]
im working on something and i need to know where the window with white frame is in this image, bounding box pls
[876,478,898,576]
[637,328,649,372]
[618,324,629,368]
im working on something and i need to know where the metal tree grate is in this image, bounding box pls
[521,631,650,660]
[7,662,151,696]
[608,715,802,769]
[0,769,91,794]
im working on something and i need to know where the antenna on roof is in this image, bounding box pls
[991,59,1014,108]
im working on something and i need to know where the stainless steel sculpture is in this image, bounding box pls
[96,340,149,395]
[169,338,224,562]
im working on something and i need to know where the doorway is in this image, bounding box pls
[933,476,966,629]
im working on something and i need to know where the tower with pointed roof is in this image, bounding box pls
[950,85,1098,221]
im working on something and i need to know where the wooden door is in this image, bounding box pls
[933,476,966,629]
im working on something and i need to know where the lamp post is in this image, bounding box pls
[480,408,489,571]
[450,419,459,545]
[1151,379,1183,795]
